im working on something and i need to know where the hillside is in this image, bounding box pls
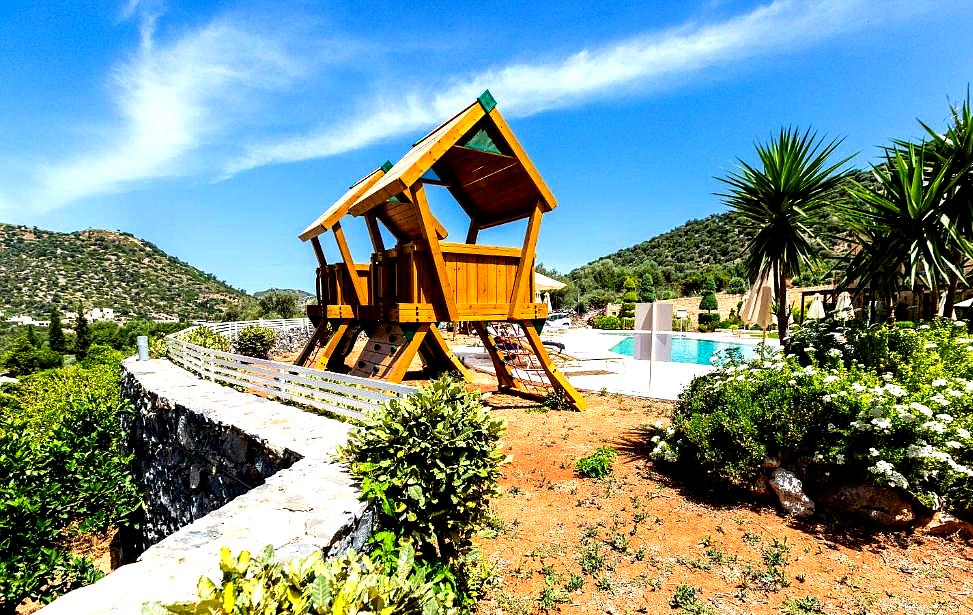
[0,224,248,320]
[255,288,314,301]
[562,210,847,307]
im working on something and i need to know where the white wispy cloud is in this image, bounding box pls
[2,8,306,212]
[0,0,923,213]
[223,0,907,177]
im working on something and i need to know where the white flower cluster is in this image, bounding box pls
[867,460,910,489]
[906,442,973,477]
[649,438,678,462]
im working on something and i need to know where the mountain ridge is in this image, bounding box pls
[0,223,248,320]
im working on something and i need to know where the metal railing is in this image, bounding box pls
[166,319,415,421]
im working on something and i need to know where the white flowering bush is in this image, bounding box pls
[654,321,973,519]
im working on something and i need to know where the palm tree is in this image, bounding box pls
[916,91,973,312]
[839,143,970,320]
[717,127,853,340]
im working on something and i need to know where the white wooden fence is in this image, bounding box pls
[166,319,415,421]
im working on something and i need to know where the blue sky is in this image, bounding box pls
[1,0,972,293]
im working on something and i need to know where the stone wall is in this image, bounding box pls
[121,368,302,545]
[41,358,372,614]
[665,285,835,327]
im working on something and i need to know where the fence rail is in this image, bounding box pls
[166,319,415,421]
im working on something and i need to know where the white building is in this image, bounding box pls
[86,307,116,322]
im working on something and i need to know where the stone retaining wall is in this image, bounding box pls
[41,358,371,614]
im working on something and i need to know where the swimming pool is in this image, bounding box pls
[608,335,758,365]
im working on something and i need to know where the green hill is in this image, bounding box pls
[0,224,248,320]
[560,210,846,309]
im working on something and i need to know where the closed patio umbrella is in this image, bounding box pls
[741,265,775,329]
[806,293,825,320]
[833,291,854,321]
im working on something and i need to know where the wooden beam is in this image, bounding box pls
[295,322,328,367]
[425,325,473,382]
[418,177,451,187]
[466,221,479,244]
[332,221,367,306]
[315,322,349,370]
[516,320,587,411]
[364,213,385,252]
[508,202,542,317]
[472,323,518,390]
[310,237,327,267]
[386,325,429,383]
[412,185,459,321]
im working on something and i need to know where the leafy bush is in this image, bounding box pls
[234,326,276,359]
[1,338,62,376]
[697,313,720,332]
[150,544,456,615]
[592,315,621,330]
[341,376,506,560]
[653,324,973,519]
[184,327,231,352]
[575,446,618,478]
[0,352,139,609]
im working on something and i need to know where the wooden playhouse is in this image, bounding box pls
[296,91,585,410]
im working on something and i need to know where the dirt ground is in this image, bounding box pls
[475,391,973,615]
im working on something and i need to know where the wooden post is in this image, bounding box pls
[508,203,542,317]
[364,213,385,252]
[466,221,479,244]
[425,325,473,381]
[412,185,459,321]
[516,320,587,411]
[472,323,519,391]
[332,221,367,306]
[386,325,429,383]
[310,237,327,267]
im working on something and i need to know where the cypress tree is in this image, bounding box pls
[25,325,37,347]
[48,306,66,352]
[75,304,91,357]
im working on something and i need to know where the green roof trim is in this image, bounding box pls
[380,160,393,173]
[460,128,503,155]
[477,89,497,113]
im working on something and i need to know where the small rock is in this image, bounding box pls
[769,468,815,518]
[922,511,973,537]
[820,483,914,527]
[761,456,781,469]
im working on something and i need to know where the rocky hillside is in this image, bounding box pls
[0,224,247,320]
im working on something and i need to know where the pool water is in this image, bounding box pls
[608,335,757,365]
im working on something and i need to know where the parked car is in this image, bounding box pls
[545,312,572,330]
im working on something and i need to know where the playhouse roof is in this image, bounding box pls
[300,167,448,243]
[349,91,557,230]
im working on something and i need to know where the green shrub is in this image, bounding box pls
[575,446,618,478]
[698,313,720,332]
[0,355,138,608]
[1,338,62,376]
[341,376,506,560]
[653,328,973,519]
[184,327,231,352]
[699,291,718,312]
[149,544,456,614]
[592,315,621,330]
[620,317,635,330]
[234,326,276,359]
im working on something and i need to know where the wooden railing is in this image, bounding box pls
[314,241,546,323]
[166,319,415,421]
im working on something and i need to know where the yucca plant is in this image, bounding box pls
[915,90,973,310]
[717,127,853,340]
[839,143,971,319]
